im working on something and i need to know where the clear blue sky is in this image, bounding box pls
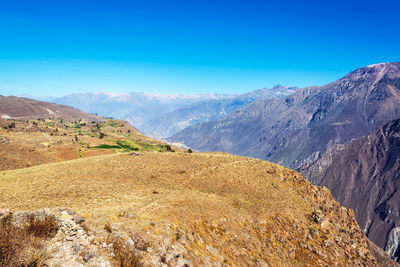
[0,0,399,96]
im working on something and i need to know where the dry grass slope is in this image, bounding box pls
[0,152,386,266]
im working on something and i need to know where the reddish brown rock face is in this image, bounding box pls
[302,119,400,261]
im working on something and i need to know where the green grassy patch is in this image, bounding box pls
[93,139,174,153]
[93,144,122,149]
[115,140,140,151]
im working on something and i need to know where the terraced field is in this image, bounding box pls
[0,117,176,171]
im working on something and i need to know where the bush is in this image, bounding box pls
[0,214,49,266]
[188,149,193,153]
[104,222,112,233]
[109,235,143,267]
[27,214,59,239]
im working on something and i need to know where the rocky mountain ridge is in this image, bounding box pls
[301,118,400,261]
[169,62,400,169]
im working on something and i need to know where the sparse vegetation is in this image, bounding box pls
[0,147,388,266]
[0,214,52,267]
[26,214,59,238]
[108,234,142,267]
[104,222,112,233]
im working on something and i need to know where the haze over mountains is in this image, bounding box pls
[35,85,299,138]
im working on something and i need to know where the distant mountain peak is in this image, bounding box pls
[356,61,399,74]
[367,62,390,68]
[272,84,285,89]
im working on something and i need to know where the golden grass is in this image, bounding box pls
[0,152,377,266]
[0,152,315,264]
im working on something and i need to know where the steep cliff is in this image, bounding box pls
[301,119,400,261]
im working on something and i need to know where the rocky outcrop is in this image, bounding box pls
[301,119,400,261]
[1,208,111,266]
[2,198,396,267]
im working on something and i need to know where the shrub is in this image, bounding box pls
[0,214,49,267]
[188,149,193,153]
[26,214,59,238]
[104,222,112,233]
[108,235,143,267]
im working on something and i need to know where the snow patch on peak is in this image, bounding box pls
[367,63,388,68]
[102,92,130,98]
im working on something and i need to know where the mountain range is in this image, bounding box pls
[35,85,299,138]
[170,62,400,169]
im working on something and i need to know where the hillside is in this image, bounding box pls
[0,95,102,122]
[39,86,298,138]
[0,96,177,171]
[169,62,400,169]
[0,152,395,266]
[300,118,400,261]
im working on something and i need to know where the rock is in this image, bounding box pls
[311,211,323,223]
[2,208,113,266]
[320,219,331,231]
[176,258,191,266]
[0,208,12,216]
[130,152,144,156]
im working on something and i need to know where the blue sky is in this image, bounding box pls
[0,0,399,96]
